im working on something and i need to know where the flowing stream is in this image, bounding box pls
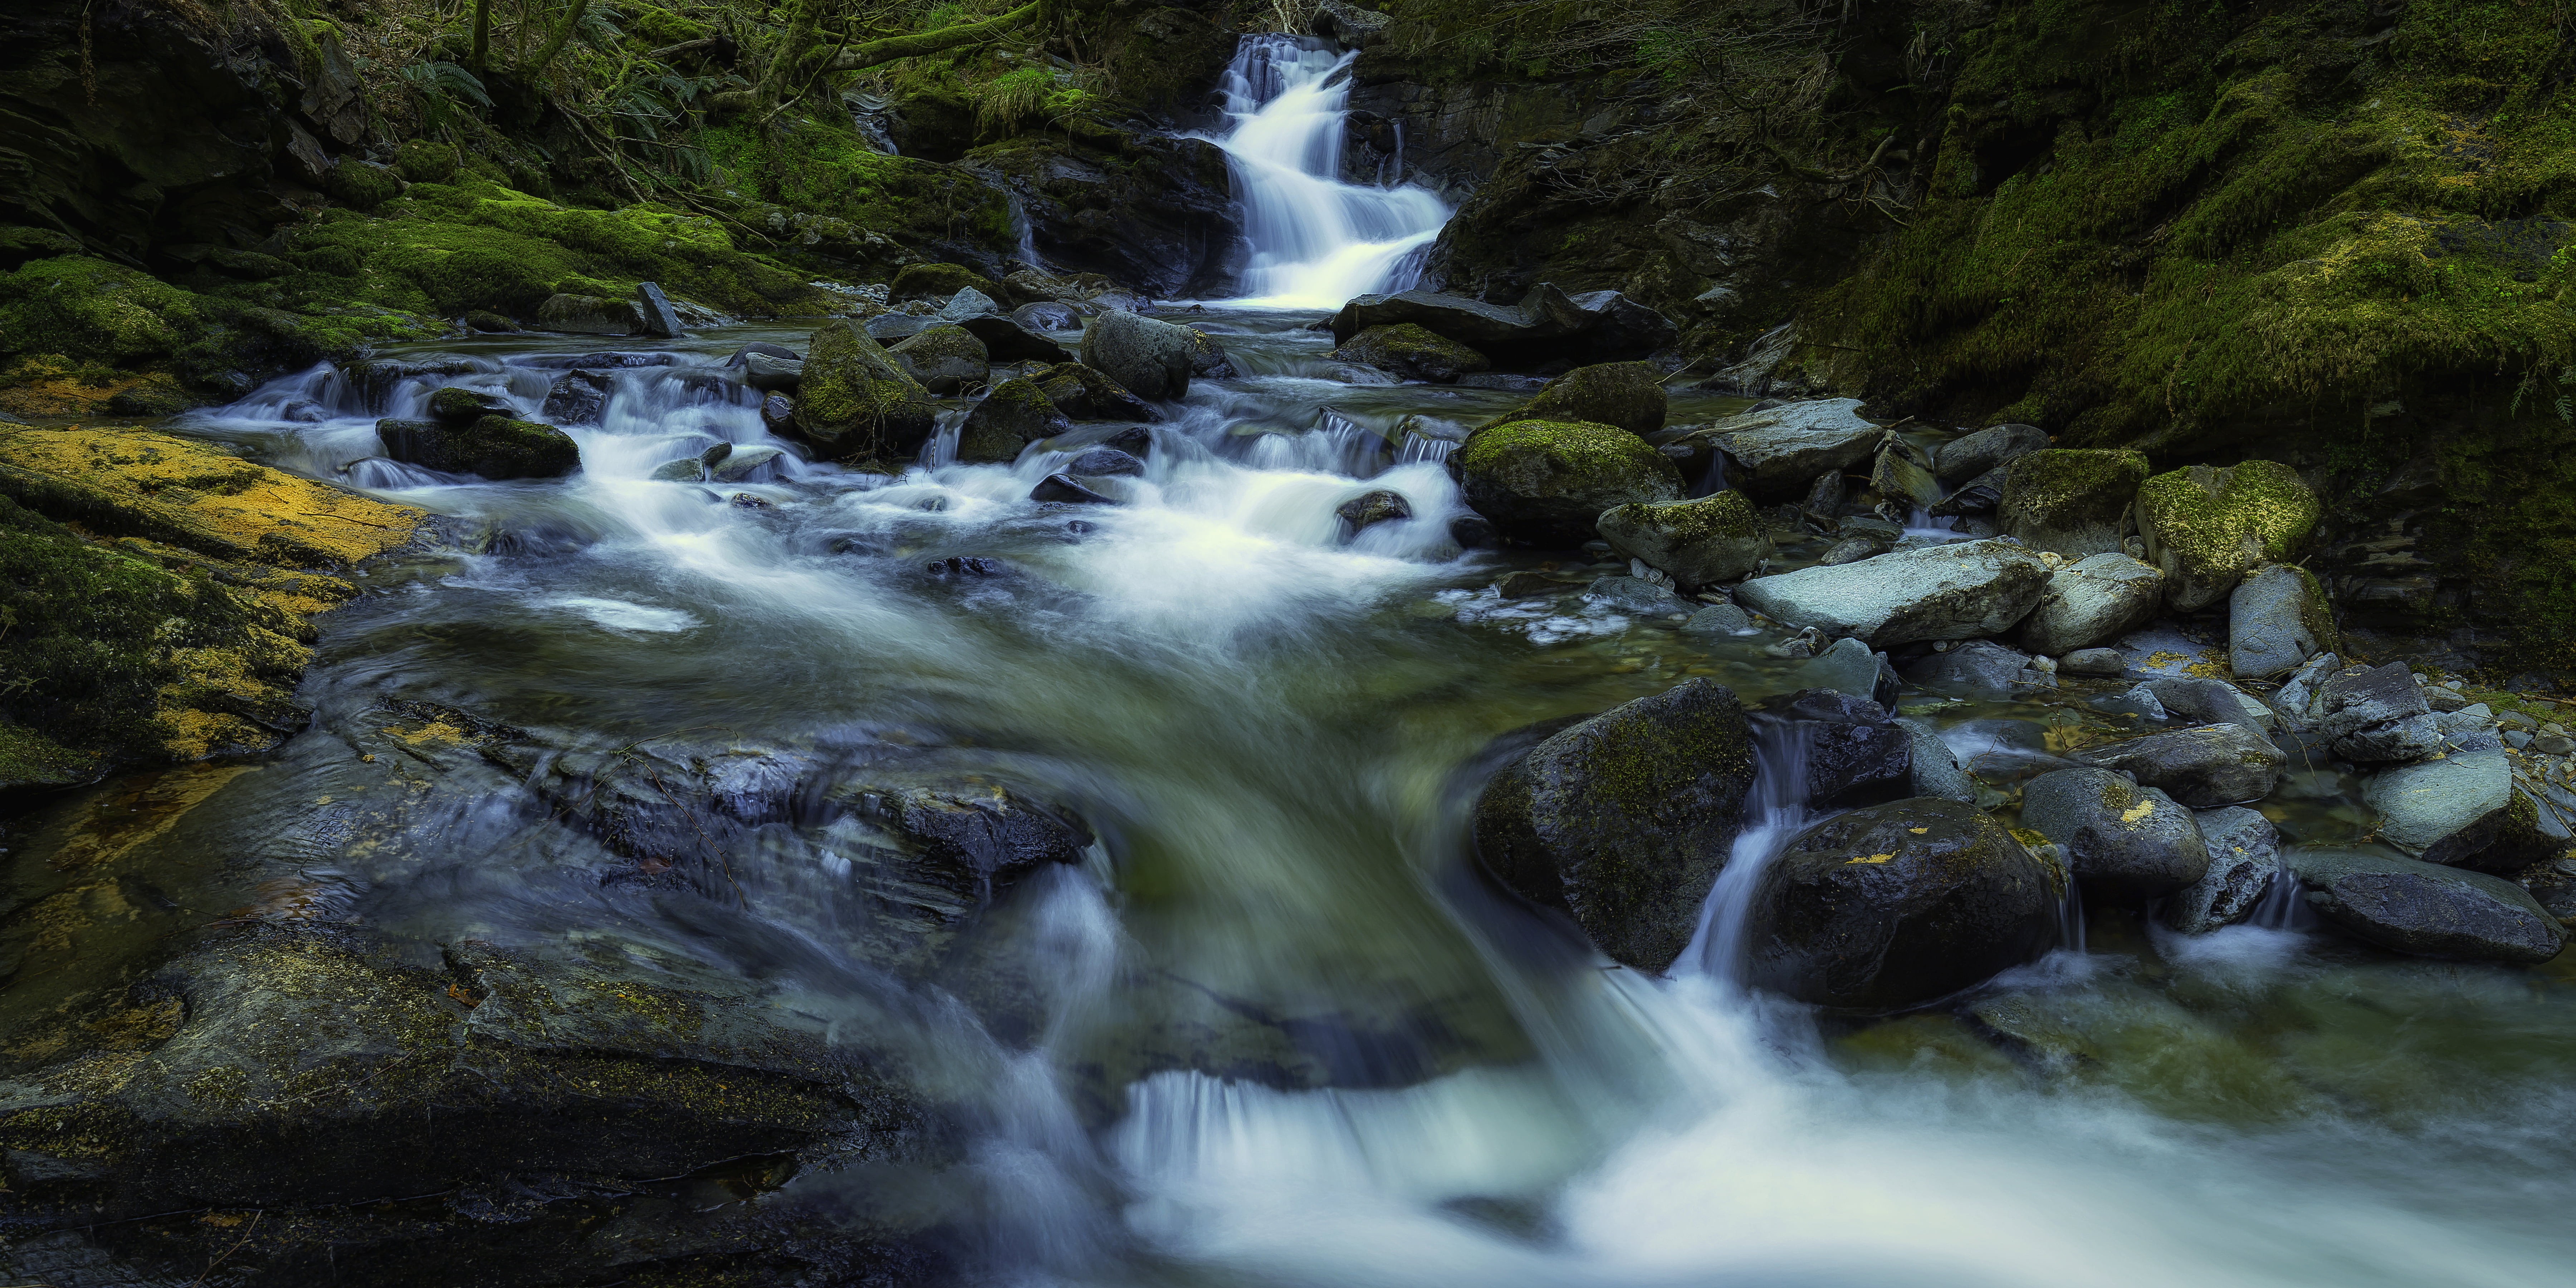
[87,30,2576,1288]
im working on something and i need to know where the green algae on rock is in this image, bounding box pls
[797,319,939,461]
[1452,418,1682,546]
[1485,361,1668,437]
[957,377,1074,464]
[1595,490,1771,589]
[1996,448,2150,558]
[2136,461,2322,611]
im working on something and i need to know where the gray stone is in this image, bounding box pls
[1079,309,1197,400]
[888,324,990,396]
[2162,806,2282,933]
[538,368,612,426]
[536,293,643,336]
[1996,449,2151,557]
[1583,576,1695,618]
[1012,300,1080,332]
[1707,399,1884,497]
[1934,423,2050,484]
[1336,488,1411,532]
[1311,0,1393,46]
[2069,723,2286,808]
[1595,491,1772,589]
[2016,554,2165,655]
[2142,677,2277,736]
[1871,443,1942,513]
[709,445,785,481]
[939,287,999,320]
[1896,718,1980,803]
[1902,640,2038,695]
[2364,748,2511,865]
[2061,648,2126,676]
[1732,539,2052,648]
[1681,603,1758,637]
[2299,661,2439,762]
[1792,636,1896,706]
[1820,535,1891,565]
[2020,768,2210,904]
[1929,465,2005,519]
[2229,563,2331,680]
[1031,474,1115,504]
[1749,689,1914,809]
[1070,446,1147,478]
[2288,848,2566,964]
[741,352,803,393]
[635,281,682,338]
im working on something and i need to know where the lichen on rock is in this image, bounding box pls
[2136,461,2321,611]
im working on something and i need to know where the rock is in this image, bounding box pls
[1179,325,1233,377]
[1871,442,1943,514]
[1026,362,1162,422]
[2061,647,2126,676]
[2471,787,2575,875]
[886,324,990,396]
[377,415,580,480]
[1327,283,1670,363]
[1594,490,1771,589]
[534,293,644,336]
[1031,473,1115,504]
[2015,553,2165,655]
[1792,636,1899,708]
[759,393,797,435]
[2135,461,2321,611]
[1336,489,1412,532]
[1705,398,1883,497]
[1996,449,2151,557]
[538,369,612,425]
[742,351,805,393]
[1078,309,1196,401]
[891,261,1006,303]
[1928,465,2007,518]
[1816,534,1888,565]
[635,281,682,337]
[2162,807,2282,932]
[795,320,938,460]
[2287,848,2565,964]
[952,312,1074,363]
[1682,602,1758,637]
[1568,290,1682,357]
[1333,323,1490,382]
[1496,570,1569,599]
[2299,661,2438,762]
[2228,563,2335,680]
[1451,419,1683,547]
[2020,768,2210,903]
[1473,679,1758,971]
[865,314,939,344]
[1744,799,2063,1011]
[710,445,786,482]
[939,287,999,320]
[726,342,801,367]
[1896,719,1981,802]
[1012,300,1080,331]
[1485,362,1668,437]
[461,308,518,333]
[650,456,707,481]
[2141,676,2276,736]
[426,386,512,423]
[1800,468,1847,517]
[1934,423,2049,483]
[1749,689,1913,808]
[1064,446,1144,478]
[1901,639,2038,694]
[2364,748,2511,865]
[1311,0,1392,49]
[1583,576,1695,617]
[2070,723,2286,808]
[1734,540,2052,648]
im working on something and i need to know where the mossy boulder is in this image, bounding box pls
[1473,678,1758,973]
[2134,461,2320,611]
[1595,490,1771,589]
[324,159,403,211]
[393,140,462,184]
[957,378,1072,464]
[1996,448,2150,557]
[1452,418,1683,547]
[535,293,644,336]
[796,320,938,461]
[378,416,580,480]
[892,262,1007,304]
[1744,798,2063,1012]
[0,256,201,368]
[1487,362,1668,437]
[2019,767,2209,905]
[888,323,990,395]
[1331,323,1490,383]
[1078,309,1197,402]
[1026,362,1160,422]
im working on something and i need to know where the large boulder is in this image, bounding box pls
[2228,563,2336,680]
[2287,848,2565,964]
[538,369,612,426]
[1870,442,1942,514]
[1027,362,1162,422]
[1451,419,1683,547]
[1897,718,1981,802]
[1934,423,2048,483]
[1793,636,1901,708]
[1079,309,1198,400]
[1595,490,1771,589]
[741,351,805,393]
[2019,767,2210,903]
[955,378,1073,465]
[2162,806,2283,933]
[795,320,939,460]
[1331,323,1490,382]
[2134,461,2321,611]
[2069,724,2286,808]
[1996,449,2151,556]
[2363,746,2512,866]
[1748,689,1913,809]
[1326,283,1671,363]
[1743,798,2063,1011]
[1732,539,2052,648]
[2142,676,2277,737]
[2016,553,2165,655]
[1474,679,1758,972]
[1486,362,1668,437]
[891,261,1007,303]
[2294,661,2439,764]
[377,415,579,480]
[1704,398,1883,497]
[888,323,990,395]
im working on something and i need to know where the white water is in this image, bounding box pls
[1210,35,1451,308]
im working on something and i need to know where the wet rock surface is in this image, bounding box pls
[2288,849,2567,964]
[2020,768,2210,903]
[2070,723,2287,809]
[1734,540,2051,648]
[1748,689,1913,809]
[1451,418,1682,546]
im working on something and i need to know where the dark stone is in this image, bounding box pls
[538,369,612,426]
[725,342,802,367]
[377,415,580,480]
[1026,362,1163,422]
[1900,640,2034,694]
[510,352,677,369]
[957,378,1074,465]
[2289,848,2566,964]
[1067,446,1145,477]
[1336,489,1412,531]
[952,312,1074,363]
[426,386,511,424]
[635,281,682,338]
[1450,514,1500,548]
[741,352,804,393]
[1103,426,1153,455]
[1748,689,1913,809]
[926,556,1013,578]
[1328,284,1674,363]
[1031,473,1115,504]
[2019,767,2209,904]
[1820,534,1890,565]
[1934,424,2049,483]
[1484,362,1669,437]
[759,393,797,436]
[1929,465,2006,518]
[2070,723,2286,808]
[1582,576,1695,617]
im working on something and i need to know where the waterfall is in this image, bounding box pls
[1209,34,1450,308]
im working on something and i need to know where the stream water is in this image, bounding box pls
[32,31,2576,1288]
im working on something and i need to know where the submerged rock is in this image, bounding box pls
[1079,308,1197,401]
[1333,323,1490,382]
[2016,553,2165,655]
[1485,362,1668,437]
[888,323,990,395]
[2228,562,2336,680]
[1732,539,2051,648]
[1473,679,1758,972]
[2135,460,2320,611]
[378,415,579,480]
[795,319,938,461]
[2069,723,2286,808]
[1704,398,1882,497]
[1031,473,1115,504]
[1582,575,1695,617]
[1451,418,1682,547]
[2163,806,2283,933]
[1744,798,2063,1011]
[1792,636,1900,707]
[1996,449,2151,557]
[1595,490,1770,589]
[2288,848,2566,964]
[1069,446,1148,479]
[1935,423,2049,483]
[1748,689,1913,808]
[2020,767,2210,903]
[1901,639,2039,695]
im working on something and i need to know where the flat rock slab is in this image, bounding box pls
[2288,847,2565,964]
[1734,539,2051,648]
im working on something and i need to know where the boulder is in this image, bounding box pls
[1870,442,1943,514]
[794,320,938,460]
[635,281,682,338]
[2228,563,2335,680]
[891,261,1006,303]
[1013,300,1081,333]
[1031,473,1115,504]
[725,342,801,367]
[939,287,999,320]
[759,393,797,436]
[1934,423,2049,483]
[2162,806,2282,933]
[1748,689,1913,809]
[2298,662,2438,763]
[1078,309,1196,401]
[2061,647,2126,676]
[2364,747,2511,865]
[952,312,1075,363]
[1332,323,1490,382]
[1180,325,1234,377]
[1732,540,2052,648]
[2134,461,2321,611]
[1068,446,1147,478]
[1486,362,1668,437]
[1996,449,2151,557]
[1311,0,1392,48]
[1473,679,1758,972]
[1928,465,2006,519]
[1329,284,1578,351]
[741,352,805,393]
[534,293,644,336]
[538,369,612,426]
[1583,576,1695,618]
[2287,848,2565,964]
[1336,489,1412,532]
[1819,533,1892,565]
[2140,676,2277,736]
[1792,636,1900,708]
[2016,553,2165,655]
[1896,718,1981,803]
[1682,602,1759,638]
[1568,289,1681,358]
[2069,723,2286,808]
[377,415,579,480]
[888,324,990,395]
[1451,419,1683,547]
[1704,398,1883,497]
[1743,799,2063,1011]
[2020,768,2210,903]
[1900,640,2038,694]
[710,444,786,481]
[426,386,512,423]
[1027,362,1162,422]
[1594,490,1771,589]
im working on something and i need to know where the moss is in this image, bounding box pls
[0,256,200,366]
[323,160,402,211]
[1334,323,1490,382]
[1455,418,1685,545]
[892,261,1005,302]
[1488,362,1668,436]
[393,140,461,185]
[703,121,1016,259]
[795,320,937,459]
[1601,489,1760,544]
[2135,460,2320,609]
[1997,448,2150,552]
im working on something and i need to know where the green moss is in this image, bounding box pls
[1601,489,1760,543]
[1489,362,1668,436]
[891,261,1003,302]
[2135,460,2320,609]
[393,140,461,185]
[1998,449,2151,548]
[0,256,201,366]
[703,121,1016,258]
[795,320,937,458]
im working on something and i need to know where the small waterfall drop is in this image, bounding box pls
[1209,34,1450,308]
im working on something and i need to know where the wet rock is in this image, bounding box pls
[537,368,613,425]
[1078,309,1196,401]
[534,292,644,336]
[957,378,1075,465]
[952,312,1075,363]
[1996,449,2151,557]
[892,261,1006,303]
[742,351,805,393]
[1749,689,1913,808]
[2364,748,2511,865]
[1595,490,1770,589]
[635,281,682,338]
[2297,661,2438,763]
[725,342,801,367]
[1934,423,2049,484]
[1897,718,1980,802]
[1682,602,1758,637]
[2471,787,2575,875]
[2135,461,2321,611]
[511,351,676,370]
[888,323,990,396]
[2229,562,2335,680]
[649,456,706,481]
[1583,575,1695,617]
[926,555,1013,578]
[1328,284,1667,363]
[1336,488,1412,532]
[1334,323,1490,382]
[2069,723,2286,808]
[426,386,512,422]
[1473,678,1759,971]
[841,774,1094,891]
[1705,398,1883,498]
[1031,473,1115,504]
[1312,0,1393,48]
[2020,767,2210,903]
[794,319,938,460]
[759,392,798,436]
[1027,361,1163,422]
[1871,442,1943,515]
[1744,798,2063,1011]
[728,491,773,509]
[1734,539,2051,649]
[1179,325,1234,377]
[1819,534,1891,565]
[2141,676,2276,736]
[1451,419,1683,547]
[1486,362,1668,437]
[2016,553,2165,655]
[2162,807,2283,932]
[1800,468,1848,518]
[1496,570,1569,599]
[1103,426,1153,456]
[710,445,786,482]
[1012,300,1081,331]
[377,415,579,480]
[2288,848,2566,963]
[1793,636,1899,708]
[1928,465,2007,519]
[1568,290,1682,359]
[939,287,999,320]
[1450,513,1500,548]
[1900,640,2038,695]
